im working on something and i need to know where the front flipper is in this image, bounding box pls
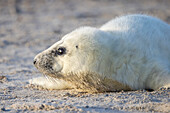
[29,76,73,90]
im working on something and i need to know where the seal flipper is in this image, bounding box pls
[29,76,73,90]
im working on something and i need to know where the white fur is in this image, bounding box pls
[31,14,170,91]
[29,76,72,90]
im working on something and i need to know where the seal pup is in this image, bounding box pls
[31,14,170,92]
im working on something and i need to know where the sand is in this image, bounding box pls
[0,0,170,112]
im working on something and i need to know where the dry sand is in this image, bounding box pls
[0,0,170,112]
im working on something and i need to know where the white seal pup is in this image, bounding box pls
[31,14,170,92]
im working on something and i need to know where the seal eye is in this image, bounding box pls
[57,47,66,55]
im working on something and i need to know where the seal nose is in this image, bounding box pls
[33,60,36,65]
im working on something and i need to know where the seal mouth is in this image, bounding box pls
[35,64,64,79]
[33,55,63,78]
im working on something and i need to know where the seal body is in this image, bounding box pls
[31,14,170,92]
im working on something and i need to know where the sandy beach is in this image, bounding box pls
[0,0,170,112]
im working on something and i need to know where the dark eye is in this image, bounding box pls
[57,47,66,55]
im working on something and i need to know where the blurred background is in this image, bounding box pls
[0,1,170,112]
[0,0,170,75]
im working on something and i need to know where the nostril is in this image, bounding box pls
[33,60,36,65]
